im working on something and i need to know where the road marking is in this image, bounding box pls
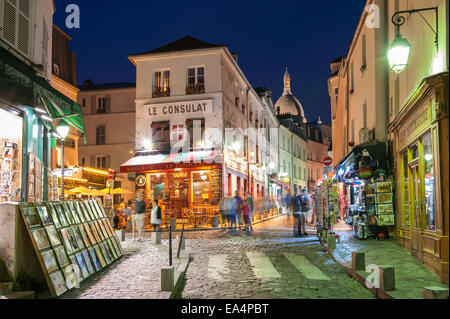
[283,253,331,280]
[246,252,281,280]
[208,255,230,282]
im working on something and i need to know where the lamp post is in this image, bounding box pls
[388,7,438,73]
[56,121,70,201]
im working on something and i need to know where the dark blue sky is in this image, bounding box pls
[54,0,366,125]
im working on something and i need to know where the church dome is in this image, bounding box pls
[275,68,307,122]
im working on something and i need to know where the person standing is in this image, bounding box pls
[121,200,132,230]
[291,191,302,237]
[233,191,244,231]
[151,199,162,232]
[134,191,147,241]
[246,192,255,232]
[230,197,238,231]
[300,189,310,236]
[242,196,252,233]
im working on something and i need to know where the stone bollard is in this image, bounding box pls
[212,216,219,228]
[176,235,185,251]
[352,252,366,272]
[378,266,395,292]
[264,210,269,219]
[423,286,449,299]
[170,218,177,230]
[327,234,336,251]
[115,230,125,242]
[161,266,174,292]
[152,231,161,244]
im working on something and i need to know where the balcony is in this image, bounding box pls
[186,84,205,95]
[153,87,171,98]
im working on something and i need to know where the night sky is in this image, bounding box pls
[53,0,366,125]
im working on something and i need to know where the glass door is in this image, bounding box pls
[410,164,423,260]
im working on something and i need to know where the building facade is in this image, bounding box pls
[120,36,278,218]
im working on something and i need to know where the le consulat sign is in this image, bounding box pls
[145,99,213,118]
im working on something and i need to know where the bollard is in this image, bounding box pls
[378,266,395,292]
[327,234,336,251]
[168,224,172,267]
[177,223,185,259]
[152,231,161,244]
[423,286,449,299]
[170,218,177,230]
[161,266,174,291]
[115,230,125,242]
[352,252,366,272]
[212,216,219,228]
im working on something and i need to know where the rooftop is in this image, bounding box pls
[78,82,136,91]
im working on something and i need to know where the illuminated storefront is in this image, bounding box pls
[389,72,449,284]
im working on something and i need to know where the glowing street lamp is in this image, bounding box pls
[56,121,70,200]
[387,34,412,73]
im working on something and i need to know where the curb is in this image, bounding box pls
[318,236,394,299]
[157,251,191,299]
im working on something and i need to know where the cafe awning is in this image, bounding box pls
[120,149,222,173]
[0,46,86,142]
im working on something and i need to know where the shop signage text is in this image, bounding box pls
[399,105,431,145]
[145,100,212,118]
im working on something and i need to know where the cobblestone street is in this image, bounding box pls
[180,215,375,299]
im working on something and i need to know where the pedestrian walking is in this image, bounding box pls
[218,197,227,228]
[300,189,309,236]
[229,197,238,231]
[134,191,147,241]
[113,205,121,230]
[242,196,252,233]
[246,192,255,232]
[151,199,162,232]
[291,191,302,237]
[233,191,244,231]
[121,200,132,230]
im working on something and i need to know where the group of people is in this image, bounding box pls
[285,189,314,237]
[219,191,255,233]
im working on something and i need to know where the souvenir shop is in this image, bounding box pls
[334,142,394,240]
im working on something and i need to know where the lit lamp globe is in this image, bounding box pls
[269,162,275,169]
[56,121,70,140]
[388,34,412,73]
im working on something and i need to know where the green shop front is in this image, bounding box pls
[0,46,86,286]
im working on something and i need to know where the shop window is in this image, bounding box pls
[148,173,166,201]
[0,109,23,203]
[402,152,410,226]
[423,133,436,231]
[169,171,189,200]
[192,171,210,205]
[410,143,419,161]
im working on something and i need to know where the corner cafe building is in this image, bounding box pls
[120,99,225,219]
[0,46,85,279]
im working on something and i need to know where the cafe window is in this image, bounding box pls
[169,171,189,200]
[187,67,205,94]
[192,171,210,205]
[402,152,410,226]
[423,133,436,231]
[153,70,170,97]
[148,173,166,201]
[187,119,205,148]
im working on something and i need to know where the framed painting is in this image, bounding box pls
[36,205,53,226]
[101,219,114,238]
[54,245,70,268]
[20,205,41,228]
[106,239,118,260]
[89,199,104,219]
[46,203,62,228]
[53,203,69,227]
[89,222,102,243]
[88,247,102,272]
[112,236,124,255]
[94,198,107,218]
[76,200,92,222]
[82,249,95,275]
[67,201,81,224]
[93,245,107,268]
[75,253,90,280]
[82,200,97,220]
[77,224,91,247]
[95,220,108,240]
[41,249,59,273]
[68,255,83,283]
[31,228,51,251]
[104,219,115,237]
[49,271,68,297]
[83,223,97,245]
[60,202,75,225]
[45,225,62,247]
[58,228,73,255]
[99,242,112,265]
[72,201,86,223]
[88,200,102,220]
[71,226,86,250]
[110,238,123,258]
[66,227,81,253]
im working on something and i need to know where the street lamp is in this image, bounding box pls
[388,7,438,74]
[56,121,70,201]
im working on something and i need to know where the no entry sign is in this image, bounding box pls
[323,157,333,167]
[108,169,115,180]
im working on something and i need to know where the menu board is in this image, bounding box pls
[19,199,123,298]
[210,168,222,206]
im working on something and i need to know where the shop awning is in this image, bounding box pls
[120,149,222,173]
[0,46,86,143]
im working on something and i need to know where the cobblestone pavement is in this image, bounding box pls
[180,215,375,299]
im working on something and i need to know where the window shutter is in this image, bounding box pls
[105,95,111,113]
[90,155,95,167]
[91,96,96,114]
[2,0,17,46]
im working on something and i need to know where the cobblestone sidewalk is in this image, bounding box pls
[329,230,448,299]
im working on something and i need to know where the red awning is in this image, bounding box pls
[120,150,222,173]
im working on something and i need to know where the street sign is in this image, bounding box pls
[108,169,114,180]
[323,157,333,167]
[53,169,74,178]
[106,179,114,188]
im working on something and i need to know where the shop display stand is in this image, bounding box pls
[0,142,20,203]
[19,199,124,298]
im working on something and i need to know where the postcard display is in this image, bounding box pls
[19,198,124,298]
[364,181,395,227]
[0,141,21,203]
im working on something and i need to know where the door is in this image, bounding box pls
[410,164,423,261]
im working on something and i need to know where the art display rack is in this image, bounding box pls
[19,198,124,298]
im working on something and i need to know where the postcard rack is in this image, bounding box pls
[19,198,124,298]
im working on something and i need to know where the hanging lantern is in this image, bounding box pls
[387,33,412,73]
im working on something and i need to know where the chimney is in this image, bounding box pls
[231,53,238,64]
